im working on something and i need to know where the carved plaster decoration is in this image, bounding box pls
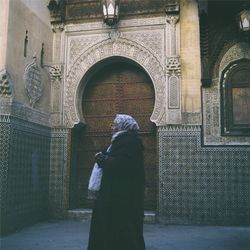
[221,63,237,88]
[219,42,250,80]
[49,64,63,80]
[165,11,181,124]
[166,14,179,56]
[166,57,181,76]
[203,42,250,145]
[46,64,63,127]
[68,35,107,72]
[166,14,179,26]
[65,17,166,33]
[109,29,121,41]
[122,29,164,64]
[0,69,12,97]
[24,57,43,107]
[166,57,181,111]
[52,23,65,33]
[64,38,165,128]
[168,75,180,109]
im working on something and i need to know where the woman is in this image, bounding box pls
[87,114,146,250]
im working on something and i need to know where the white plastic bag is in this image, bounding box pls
[88,163,103,199]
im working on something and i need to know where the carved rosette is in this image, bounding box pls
[64,38,166,128]
[24,57,43,107]
[49,64,63,80]
[0,69,12,97]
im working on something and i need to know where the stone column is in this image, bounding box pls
[165,4,182,124]
[49,24,70,218]
[49,128,71,218]
[49,64,63,127]
[0,0,9,70]
[180,0,201,125]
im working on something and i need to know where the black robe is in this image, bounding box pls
[87,131,146,250]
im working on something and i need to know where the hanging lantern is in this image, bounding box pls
[102,0,120,26]
[236,9,250,32]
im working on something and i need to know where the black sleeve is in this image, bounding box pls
[99,136,141,176]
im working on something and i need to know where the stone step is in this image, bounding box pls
[67,209,156,224]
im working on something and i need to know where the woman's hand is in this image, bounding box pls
[95,152,106,166]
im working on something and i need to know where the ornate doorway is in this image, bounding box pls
[72,60,157,211]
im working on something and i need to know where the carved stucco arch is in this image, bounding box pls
[202,42,250,145]
[64,37,166,128]
[217,42,250,80]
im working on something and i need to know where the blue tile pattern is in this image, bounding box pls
[158,125,250,225]
[0,116,50,234]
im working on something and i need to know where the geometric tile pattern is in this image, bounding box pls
[0,116,50,234]
[0,116,11,228]
[50,128,71,218]
[158,125,250,226]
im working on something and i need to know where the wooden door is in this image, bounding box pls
[77,61,156,210]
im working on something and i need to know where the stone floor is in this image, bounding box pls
[1,219,250,250]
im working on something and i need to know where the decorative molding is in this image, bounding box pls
[158,125,201,133]
[0,100,50,127]
[0,69,12,97]
[64,17,166,33]
[0,114,11,123]
[65,37,165,128]
[24,57,43,107]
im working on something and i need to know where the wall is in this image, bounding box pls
[0,116,50,234]
[157,0,250,226]
[0,0,9,70]
[158,126,250,225]
[0,0,53,234]
[6,0,52,112]
[180,0,201,124]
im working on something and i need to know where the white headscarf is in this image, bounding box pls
[111,114,139,142]
[114,114,139,131]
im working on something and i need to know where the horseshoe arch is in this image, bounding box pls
[64,38,166,128]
